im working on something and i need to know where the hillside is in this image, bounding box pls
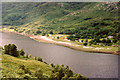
[2,2,120,39]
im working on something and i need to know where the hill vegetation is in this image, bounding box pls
[2,2,120,40]
[1,44,87,79]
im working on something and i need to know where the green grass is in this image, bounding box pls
[2,53,53,78]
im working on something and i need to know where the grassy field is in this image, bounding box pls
[2,53,53,78]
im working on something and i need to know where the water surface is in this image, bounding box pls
[0,32,118,78]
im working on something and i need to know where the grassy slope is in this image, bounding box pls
[2,53,53,78]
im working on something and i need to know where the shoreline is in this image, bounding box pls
[1,30,119,55]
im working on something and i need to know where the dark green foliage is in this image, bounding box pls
[50,64,74,80]
[67,35,76,41]
[106,38,112,46]
[81,40,84,43]
[18,49,25,56]
[89,40,94,45]
[85,39,88,43]
[113,39,117,43]
[42,33,46,36]
[57,37,59,39]
[102,39,106,43]
[50,31,53,34]
[83,43,88,46]
[50,63,55,67]
[4,44,19,57]
[35,56,37,60]
[38,57,43,62]
[36,30,41,34]
[43,61,48,64]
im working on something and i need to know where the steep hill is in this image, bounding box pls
[2,2,120,39]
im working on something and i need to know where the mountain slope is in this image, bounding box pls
[2,2,120,39]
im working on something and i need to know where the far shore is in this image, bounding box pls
[1,30,120,55]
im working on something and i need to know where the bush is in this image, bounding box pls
[57,37,59,39]
[102,39,106,43]
[85,39,88,42]
[50,63,54,67]
[34,56,37,60]
[43,61,48,64]
[18,49,25,56]
[81,40,84,43]
[113,39,117,43]
[67,35,76,41]
[42,33,46,36]
[4,44,20,57]
[38,57,43,62]
[83,43,88,46]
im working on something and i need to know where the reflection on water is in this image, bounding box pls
[0,32,118,78]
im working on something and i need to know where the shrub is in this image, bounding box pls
[38,57,43,62]
[81,40,84,43]
[65,68,73,77]
[85,39,88,42]
[67,35,75,41]
[4,44,20,57]
[50,63,54,67]
[34,56,37,60]
[83,43,88,46]
[43,61,48,64]
[57,37,59,39]
[113,39,117,43]
[42,33,46,36]
[18,49,25,56]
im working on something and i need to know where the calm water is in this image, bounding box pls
[0,32,118,78]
